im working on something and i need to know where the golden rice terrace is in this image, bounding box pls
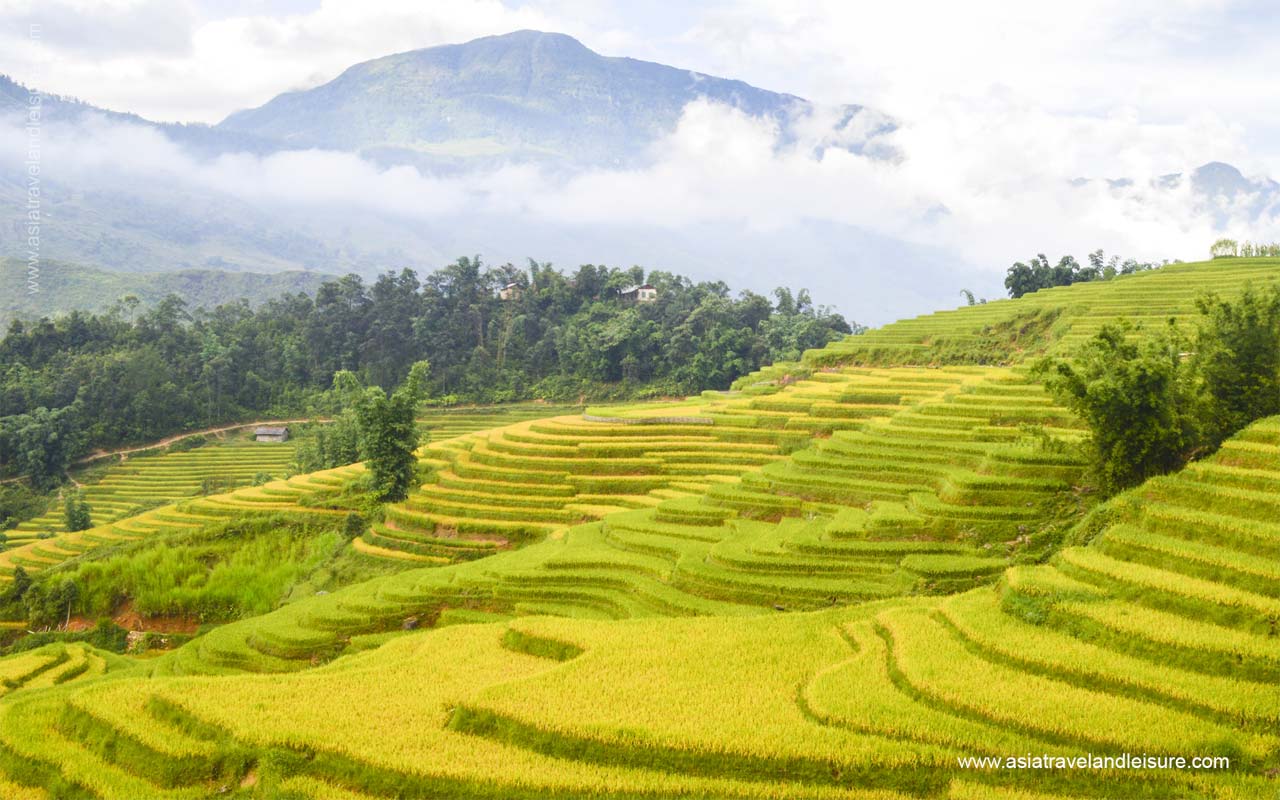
[0,257,1277,799]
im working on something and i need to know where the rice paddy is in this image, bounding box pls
[8,434,299,544]
[0,257,1276,798]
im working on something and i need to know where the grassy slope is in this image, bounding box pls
[0,258,1277,798]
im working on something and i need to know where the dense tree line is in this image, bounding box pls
[1039,284,1280,493]
[1004,250,1163,299]
[0,258,854,488]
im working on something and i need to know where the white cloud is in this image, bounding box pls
[0,0,573,121]
[2,0,196,58]
[17,96,1275,272]
[4,0,1280,319]
[531,97,1275,270]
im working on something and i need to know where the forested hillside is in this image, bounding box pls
[0,257,850,488]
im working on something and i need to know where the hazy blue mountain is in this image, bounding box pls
[0,75,288,157]
[1188,161,1279,196]
[0,163,416,275]
[0,257,333,329]
[217,30,886,170]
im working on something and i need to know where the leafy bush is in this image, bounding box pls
[0,483,46,530]
[63,490,92,532]
[4,619,129,655]
[342,512,367,540]
[165,435,207,453]
[30,516,354,624]
[1041,284,1280,494]
[199,476,237,495]
[1038,322,1200,493]
[1192,285,1280,442]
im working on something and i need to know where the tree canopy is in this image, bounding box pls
[337,361,431,502]
[1004,250,1161,299]
[1039,322,1200,493]
[0,258,855,486]
[1039,283,1280,494]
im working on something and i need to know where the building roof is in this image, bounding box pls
[254,426,289,436]
[619,284,655,294]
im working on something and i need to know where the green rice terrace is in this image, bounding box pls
[0,257,1277,799]
[810,256,1280,366]
[8,433,300,543]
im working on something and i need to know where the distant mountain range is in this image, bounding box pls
[0,259,333,329]
[0,30,918,321]
[0,30,1273,325]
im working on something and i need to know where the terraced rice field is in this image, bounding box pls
[1,258,1278,798]
[0,643,130,698]
[0,462,362,579]
[809,257,1280,366]
[416,403,583,440]
[8,436,298,545]
[0,416,1268,798]
[363,366,1083,566]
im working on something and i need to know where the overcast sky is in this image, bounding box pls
[3,0,1279,316]
[0,1,1274,162]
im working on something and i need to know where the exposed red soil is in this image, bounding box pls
[64,601,200,635]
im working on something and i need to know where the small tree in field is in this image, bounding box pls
[334,361,431,503]
[343,512,367,539]
[63,491,92,532]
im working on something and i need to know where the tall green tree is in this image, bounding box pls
[0,484,43,530]
[336,361,431,502]
[0,405,83,491]
[1192,285,1280,441]
[7,566,31,603]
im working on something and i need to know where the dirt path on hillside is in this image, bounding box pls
[71,418,329,466]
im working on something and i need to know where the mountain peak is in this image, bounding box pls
[385,29,595,70]
[463,29,589,48]
[1190,160,1277,199]
[215,30,848,169]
